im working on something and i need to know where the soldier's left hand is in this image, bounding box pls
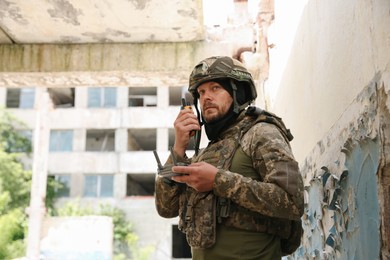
[171,162,218,192]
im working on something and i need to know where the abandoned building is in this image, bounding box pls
[0,0,389,259]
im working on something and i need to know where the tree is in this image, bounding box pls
[0,109,31,154]
[0,109,32,259]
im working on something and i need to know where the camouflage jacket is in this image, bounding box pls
[155,108,304,249]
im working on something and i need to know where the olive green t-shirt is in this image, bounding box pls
[192,224,281,260]
[192,147,282,260]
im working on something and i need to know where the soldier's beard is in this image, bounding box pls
[202,100,231,123]
[203,105,238,141]
[204,112,223,124]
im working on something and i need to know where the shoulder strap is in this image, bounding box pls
[245,106,294,142]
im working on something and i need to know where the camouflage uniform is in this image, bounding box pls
[155,109,304,259]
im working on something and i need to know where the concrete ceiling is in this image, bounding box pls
[0,0,204,44]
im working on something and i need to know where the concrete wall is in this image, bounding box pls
[263,0,390,258]
[0,0,204,44]
[0,42,236,73]
[41,216,113,260]
[266,0,390,163]
[289,78,390,259]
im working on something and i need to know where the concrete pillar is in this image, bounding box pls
[115,128,128,152]
[0,87,6,106]
[71,173,84,197]
[158,85,169,108]
[117,87,128,108]
[34,87,48,109]
[115,85,128,199]
[157,85,169,151]
[157,128,169,151]
[114,172,127,199]
[75,87,87,108]
[73,129,86,152]
[26,90,52,258]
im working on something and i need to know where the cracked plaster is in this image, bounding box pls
[286,75,390,259]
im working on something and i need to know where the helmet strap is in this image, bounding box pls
[193,97,203,155]
[193,97,203,126]
[230,79,250,113]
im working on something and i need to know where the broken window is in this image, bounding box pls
[83,174,114,198]
[127,128,156,151]
[86,129,115,152]
[48,174,71,198]
[126,174,155,196]
[172,224,191,258]
[48,88,75,108]
[128,87,157,107]
[49,130,73,152]
[88,87,117,108]
[6,88,35,108]
[169,86,192,106]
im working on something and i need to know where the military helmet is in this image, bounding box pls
[188,56,257,102]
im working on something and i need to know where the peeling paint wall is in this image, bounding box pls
[287,77,390,258]
[263,1,390,257]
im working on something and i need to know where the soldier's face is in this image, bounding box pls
[197,81,233,123]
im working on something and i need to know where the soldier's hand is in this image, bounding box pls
[171,162,218,192]
[173,109,200,156]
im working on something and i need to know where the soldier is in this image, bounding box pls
[155,56,304,259]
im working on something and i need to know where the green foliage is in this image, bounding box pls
[55,199,94,216]
[0,190,11,215]
[0,110,33,259]
[0,209,27,259]
[45,176,65,214]
[0,109,33,212]
[0,150,32,211]
[0,109,32,153]
[98,204,134,243]
[126,233,155,260]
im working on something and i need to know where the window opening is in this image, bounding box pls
[86,129,115,151]
[169,128,195,151]
[49,130,73,152]
[169,86,192,106]
[128,128,156,151]
[128,87,157,107]
[88,87,117,108]
[126,174,155,196]
[6,88,35,108]
[48,88,75,108]
[83,174,113,198]
[48,175,71,198]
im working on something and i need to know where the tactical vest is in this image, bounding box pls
[178,107,302,255]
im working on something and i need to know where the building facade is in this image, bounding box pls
[0,85,199,258]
